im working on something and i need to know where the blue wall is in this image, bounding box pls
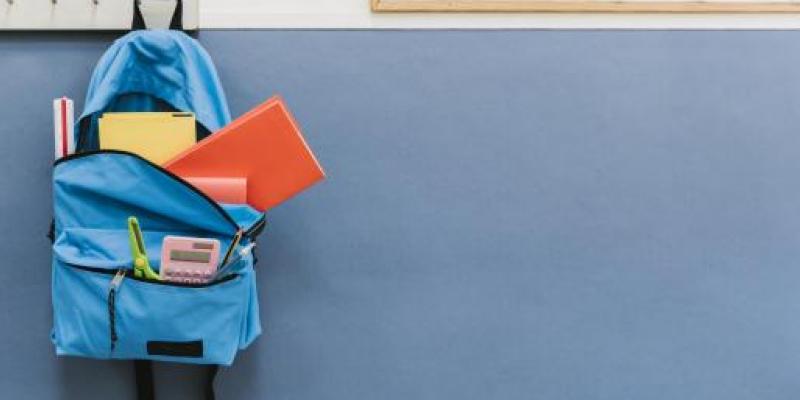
[3,31,800,399]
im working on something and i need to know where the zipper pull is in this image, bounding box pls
[110,269,126,290]
[108,269,126,353]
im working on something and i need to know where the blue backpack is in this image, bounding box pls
[50,31,264,398]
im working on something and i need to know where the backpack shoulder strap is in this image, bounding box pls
[134,360,155,400]
[134,361,220,400]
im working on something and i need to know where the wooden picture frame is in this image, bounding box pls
[371,0,800,12]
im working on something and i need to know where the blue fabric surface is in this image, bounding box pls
[51,152,262,365]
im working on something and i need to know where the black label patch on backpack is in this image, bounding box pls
[147,340,203,358]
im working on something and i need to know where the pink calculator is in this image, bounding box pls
[160,236,221,284]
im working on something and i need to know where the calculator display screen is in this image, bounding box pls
[170,250,211,263]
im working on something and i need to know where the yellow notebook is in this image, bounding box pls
[99,112,196,165]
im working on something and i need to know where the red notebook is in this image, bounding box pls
[165,96,325,211]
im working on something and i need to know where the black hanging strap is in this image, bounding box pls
[134,360,220,400]
[134,360,155,400]
[132,0,184,30]
[205,364,220,400]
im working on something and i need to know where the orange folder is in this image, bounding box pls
[164,96,325,211]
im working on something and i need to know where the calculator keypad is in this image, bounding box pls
[162,267,214,284]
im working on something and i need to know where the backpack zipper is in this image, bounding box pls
[68,263,240,288]
[244,217,267,241]
[56,150,241,233]
[53,150,267,244]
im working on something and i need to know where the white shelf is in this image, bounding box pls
[1,0,798,31]
[0,0,198,30]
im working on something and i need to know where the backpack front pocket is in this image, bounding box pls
[52,254,253,366]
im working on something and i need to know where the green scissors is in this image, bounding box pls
[128,216,161,280]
